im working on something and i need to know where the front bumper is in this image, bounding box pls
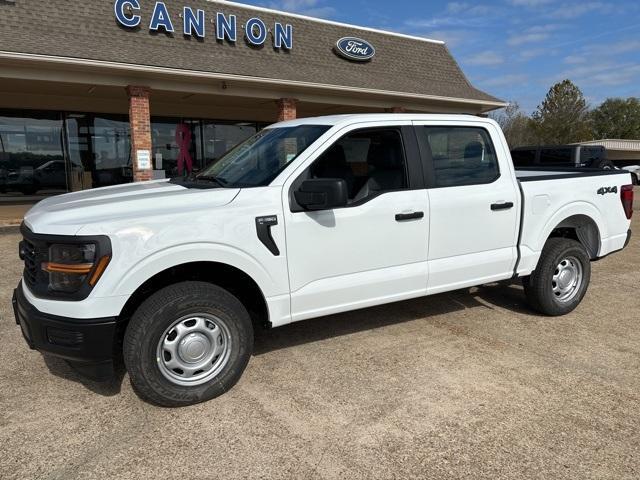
[13,282,119,380]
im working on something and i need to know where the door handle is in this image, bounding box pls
[395,211,424,221]
[491,202,514,211]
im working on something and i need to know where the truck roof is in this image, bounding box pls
[270,113,495,128]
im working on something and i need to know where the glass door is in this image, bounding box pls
[0,110,67,198]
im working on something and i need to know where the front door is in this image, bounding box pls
[283,124,430,322]
[414,122,520,293]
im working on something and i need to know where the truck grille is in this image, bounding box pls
[22,238,39,288]
[19,228,48,291]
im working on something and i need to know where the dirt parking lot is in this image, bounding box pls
[1,214,638,480]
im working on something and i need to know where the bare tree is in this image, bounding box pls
[489,102,536,148]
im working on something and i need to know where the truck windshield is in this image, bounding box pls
[195,125,330,187]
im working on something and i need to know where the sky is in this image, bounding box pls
[241,0,640,113]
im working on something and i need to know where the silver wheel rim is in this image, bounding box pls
[551,256,583,303]
[156,314,232,387]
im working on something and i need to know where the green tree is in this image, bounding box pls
[490,102,536,148]
[590,97,640,139]
[531,79,590,144]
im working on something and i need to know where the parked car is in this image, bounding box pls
[1,160,67,195]
[13,114,634,406]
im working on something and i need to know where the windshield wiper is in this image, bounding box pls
[195,175,228,187]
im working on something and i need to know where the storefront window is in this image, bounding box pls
[0,109,262,200]
[200,122,257,164]
[64,113,93,191]
[0,111,67,196]
[92,116,132,187]
[151,118,201,178]
[64,113,132,190]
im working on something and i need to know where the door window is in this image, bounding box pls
[309,128,408,203]
[422,127,499,187]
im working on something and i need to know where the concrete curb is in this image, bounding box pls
[0,226,20,235]
[0,221,21,235]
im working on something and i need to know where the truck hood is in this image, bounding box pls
[23,180,240,235]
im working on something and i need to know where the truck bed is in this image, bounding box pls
[515,167,627,182]
[514,167,632,276]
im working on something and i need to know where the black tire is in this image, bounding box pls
[522,238,591,316]
[123,281,253,407]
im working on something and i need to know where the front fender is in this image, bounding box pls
[105,242,280,299]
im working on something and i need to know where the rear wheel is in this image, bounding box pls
[522,238,591,316]
[123,281,253,407]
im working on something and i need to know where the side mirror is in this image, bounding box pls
[294,178,348,211]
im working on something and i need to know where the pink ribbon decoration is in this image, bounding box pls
[175,123,193,175]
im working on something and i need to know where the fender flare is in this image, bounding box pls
[110,242,278,298]
[534,202,607,256]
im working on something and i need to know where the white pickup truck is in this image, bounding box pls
[13,114,633,406]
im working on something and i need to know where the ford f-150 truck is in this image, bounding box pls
[13,114,634,406]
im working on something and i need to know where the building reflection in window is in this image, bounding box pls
[65,113,132,190]
[0,111,66,196]
[200,122,258,165]
[151,118,200,178]
[151,119,258,177]
[0,108,264,200]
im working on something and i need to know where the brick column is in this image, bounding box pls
[386,106,407,113]
[126,86,153,182]
[276,98,297,122]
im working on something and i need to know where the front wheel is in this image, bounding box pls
[522,238,591,316]
[123,281,253,407]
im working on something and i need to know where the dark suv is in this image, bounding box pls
[511,145,615,170]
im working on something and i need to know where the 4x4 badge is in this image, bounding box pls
[597,186,618,195]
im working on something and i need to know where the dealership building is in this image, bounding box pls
[0,0,504,196]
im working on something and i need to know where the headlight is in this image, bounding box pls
[42,243,111,293]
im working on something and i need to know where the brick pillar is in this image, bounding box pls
[386,106,407,113]
[276,98,297,122]
[126,86,153,182]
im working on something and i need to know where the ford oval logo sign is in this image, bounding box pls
[335,37,375,62]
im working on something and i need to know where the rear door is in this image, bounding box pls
[282,122,430,321]
[413,120,520,293]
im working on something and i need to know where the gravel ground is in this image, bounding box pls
[0,215,638,480]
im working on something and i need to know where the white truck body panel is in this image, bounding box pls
[20,114,632,327]
[413,119,521,293]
